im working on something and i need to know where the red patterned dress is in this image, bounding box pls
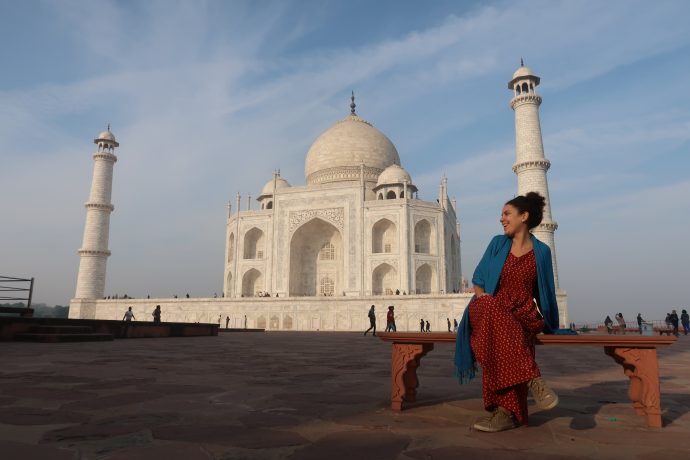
[469,249,544,424]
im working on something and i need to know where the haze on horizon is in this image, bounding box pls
[1,0,689,323]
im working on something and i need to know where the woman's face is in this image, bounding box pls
[500,204,528,237]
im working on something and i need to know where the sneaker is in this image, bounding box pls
[473,408,519,432]
[529,377,559,410]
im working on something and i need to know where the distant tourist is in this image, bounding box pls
[218,314,222,326]
[425,320,430,332]
[669,310,679,337]
[385,306,396,332]
[225,316,230,328]
[665,313,672,328]
[364,305,377,336]
[420,318,425,332]
[681,309,689,336]
[395,289,400,295]
[447,318,451,332]
[152,305,161,324]
[244,315,247,329]
[186,293,190,298]
[454,192,559,433]
[453,318,458,333]
[604,315,614,334]
[123,306,135,321]
[615,313,626,335]
[637,313,644,334]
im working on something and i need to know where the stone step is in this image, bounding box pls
[14,333,114,343]
[27,325,93,334]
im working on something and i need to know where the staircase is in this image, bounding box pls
[14,325,113,342]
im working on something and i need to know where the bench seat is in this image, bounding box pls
[377,332,676,428]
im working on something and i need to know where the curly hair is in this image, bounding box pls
[505,192,546,230]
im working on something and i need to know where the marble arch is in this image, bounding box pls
[289,218,343,297]
[372,218,397,254]
[372,262,398,295]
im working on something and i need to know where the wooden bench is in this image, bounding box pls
[377,332,676,428]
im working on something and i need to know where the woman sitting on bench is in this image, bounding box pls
[455,192,560,432]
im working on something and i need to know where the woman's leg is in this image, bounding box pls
[470,296,540,425]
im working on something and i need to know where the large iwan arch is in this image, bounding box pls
[372,218,397,253]
[242,268,263,297]
[289,218,343,296]
[372,263,398,295]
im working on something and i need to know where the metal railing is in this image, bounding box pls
[0,275,34,307]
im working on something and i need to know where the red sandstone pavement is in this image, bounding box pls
[0,331,688,460]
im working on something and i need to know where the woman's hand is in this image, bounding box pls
[473,286,489,298]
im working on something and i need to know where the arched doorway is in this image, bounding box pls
[289,218,343,296]
[372,218,397,254]
[372,263,398,295]
[242,268,263,297]
[415,264,434,294]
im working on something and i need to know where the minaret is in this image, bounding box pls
[508,62,561,289]
[74,126,118,299]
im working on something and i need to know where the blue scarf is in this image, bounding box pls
[454,234,560,383]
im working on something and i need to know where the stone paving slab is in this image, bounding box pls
[0,332,688,459]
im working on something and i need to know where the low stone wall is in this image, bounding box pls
[70,293,569,332]
[0,317,218,341]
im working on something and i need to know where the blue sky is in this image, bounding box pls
[1,0,689,323]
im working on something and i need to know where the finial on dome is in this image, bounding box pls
[520,57,524,67]
[107,123,111,131]
[350,91,356,115]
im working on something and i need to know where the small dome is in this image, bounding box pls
[305,114,400,185]
[512,65,536,80]
[376,164,412,187]
[94,127,119,146]
[508,64,540,89]
[260,176,290,197]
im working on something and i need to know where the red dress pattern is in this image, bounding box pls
[469,249,544,424]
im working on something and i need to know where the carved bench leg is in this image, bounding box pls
[390,343,434,411]
[604,346,662,428]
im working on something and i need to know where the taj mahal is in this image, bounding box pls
[69,63,569,330]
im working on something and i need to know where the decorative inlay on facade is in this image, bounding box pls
[92,153,118,162]
[537,222,558,232]
[78,249,111,256]
[85,202,115,211]
[414,259,436,269]
[512,159,551,173]
[373,259,399,270]
[307,166,382,185]
[510,94,542,109]
[289,207,344,233]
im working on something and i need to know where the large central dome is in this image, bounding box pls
[305,112,400,185]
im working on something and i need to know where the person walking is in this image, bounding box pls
[681,309,690,336]
[455,192,559,432]
[453,318,458,333]
[425,320,431,332]
[604,315,614,334]
[615,313,626,335]
[669,310,680,337]
[225,316,230,328]
[152,305,161,324]
[420,318,425,332]
[447,318,452,332]
[364,305,377,336]
[385,306,397,332]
